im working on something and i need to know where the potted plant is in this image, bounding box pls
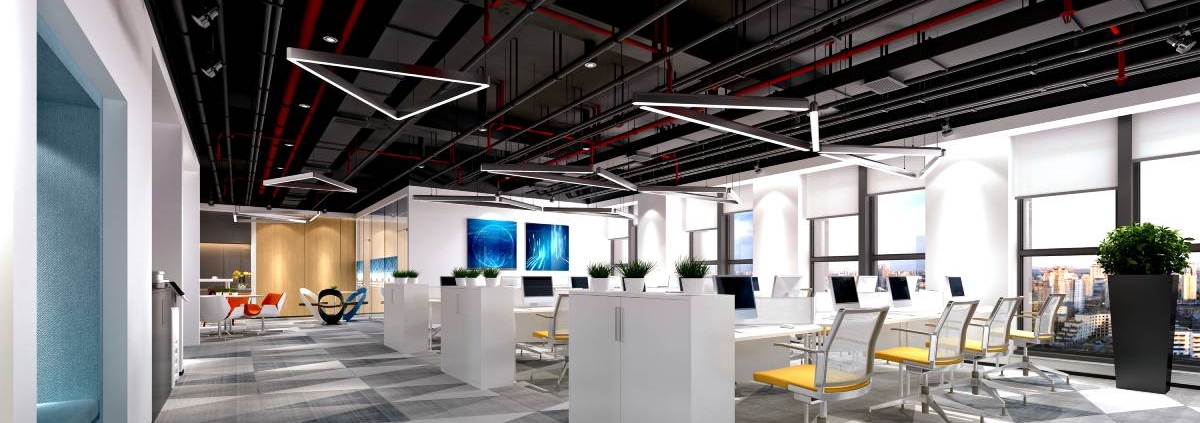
[482,268,501,287]
[617,260,656,293]
[464,268,482,286]
[452,267,471,286]
[392,269,406,284]
[675,257,710,294]
[1098,222,1192,393]
[587,262,614,292]
[407,270,420,285]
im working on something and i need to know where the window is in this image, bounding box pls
[875,190,926,255]
[1019,190,1115,359]
[876,259,927,290]
[813,261,858,290]
[727,211,753,273]
[689,229,717,263]
[611,238,629,265]
[811,215,859,290]
[1139,154,1200,366]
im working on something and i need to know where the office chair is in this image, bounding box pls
[944,296,1022,416]
[869,300,982,423]
[247,292,286,334]
[753,307,889,423]
[517,293,570,389]
[991,293,1070,391]
[199,296,235,339]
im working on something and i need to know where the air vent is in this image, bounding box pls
[262,172,357,193]
[862,75,908,94]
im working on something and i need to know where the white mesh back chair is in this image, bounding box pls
[752,307,889,423]
[946,297,1022,416]
[992,293,1070,390]
[517,294,570,388]
[870,300,982,423]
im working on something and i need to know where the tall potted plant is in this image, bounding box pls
[587,262,613,292]
[1098,222,1192,393]
[617,260,655,293]
[675,257,710,294]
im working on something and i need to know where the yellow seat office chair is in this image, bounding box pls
[517,293,569,388]
[752,307,889,423]
[869,300,982,423]
[945,296,1022,416]
[992,293,1070,390]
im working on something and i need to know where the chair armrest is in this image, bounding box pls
[891,328,933,336]
[772,342,823,354]
[972,317,990,321]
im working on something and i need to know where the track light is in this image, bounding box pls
[941,119,953,136]
[190,3,219,29]
[1167,28,1195,54]
[200,60,224,78]
[583,61,598,69]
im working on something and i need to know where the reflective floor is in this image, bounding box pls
[157,317,1200,423]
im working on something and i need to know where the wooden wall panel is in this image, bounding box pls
[254,218,354,317]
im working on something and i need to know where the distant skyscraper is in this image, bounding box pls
[1181,269,1197,301]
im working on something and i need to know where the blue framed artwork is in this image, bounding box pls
[526,222,569,271]
[467,218,517,269]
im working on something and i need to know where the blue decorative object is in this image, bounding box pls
[343,287,368,322]
[468,218,517,269]
[526,223,570,271]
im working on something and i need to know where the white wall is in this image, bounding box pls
[407,187,614,297]
[752,174,800,294]
[1,1,38,420]
[39,0,162,420]
[925,136,1014,302]
[636,194,669,282]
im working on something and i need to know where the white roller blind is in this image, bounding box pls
[683,197,718,230]
[606,216,629,239]
[867,157,927,194]
[1012,118,1117,197]
[804,165,859,218]
[1133,102,1200,160]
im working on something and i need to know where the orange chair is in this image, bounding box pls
[247,292,286,334]
[226,297,258,334]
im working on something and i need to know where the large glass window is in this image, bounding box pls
[813,261,858,290]
[690,229,717,263]
[875,190,926,255]
[813,215,858,256]
[876,259,927,290]
[727,211,753,273]
[1139,154,1200,366]
[1024,190,1115,249]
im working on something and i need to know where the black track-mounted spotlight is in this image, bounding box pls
[190,1,219,29]
[1167,28,1196,54]
[940,118,953,136]
[201,60,224,78]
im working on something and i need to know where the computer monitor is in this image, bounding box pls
[830,276,860,309]
[522,276,555,306]
[888,276,913,308]
[771,275,807,298]
[947,276,966,297]
[752,276,760,291]
[856,275,881,292]
[715,276,758,322]
[570,276,589,289]
[440,276,457,286]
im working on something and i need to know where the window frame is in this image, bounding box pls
[869,188,927,265]
[810,213,860,282]
[726,210,753,273]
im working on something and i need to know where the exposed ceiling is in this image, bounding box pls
[149,0,1200,212]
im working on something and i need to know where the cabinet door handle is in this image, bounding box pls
[615,306,623,342]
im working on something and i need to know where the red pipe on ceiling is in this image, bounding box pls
[266,0,369,199]
[540,0,1009,166]
[257,0,325,195]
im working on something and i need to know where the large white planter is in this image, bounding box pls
[455,277,467,286]
[590,277,610,292]
[408,277,419,285]
[681,278,707,294]
[398,277,410,284]
[484,277,500,287]
[624,278,645,293]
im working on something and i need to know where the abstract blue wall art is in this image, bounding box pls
[467,218,517,269]
[526,223,569,271]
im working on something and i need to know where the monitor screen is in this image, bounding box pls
[440,276,457,286]
[888,276,912,301]
[751,276,760,291]
[523,276,554,297]
[715,276,757,310]
[570,276,589,289]
[947,276,965,297]
[831,276,860,304]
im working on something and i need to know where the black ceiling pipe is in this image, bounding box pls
[169,0,226,202]
[245,0,285,205]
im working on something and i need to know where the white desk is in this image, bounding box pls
[429,297,555,342]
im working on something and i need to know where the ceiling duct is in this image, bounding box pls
[262,172,358,193]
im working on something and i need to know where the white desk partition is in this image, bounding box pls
[440,286,515,389]
[383,283,430,353]
[571,291,733,423]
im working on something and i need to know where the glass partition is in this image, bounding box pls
[356,197,408,314]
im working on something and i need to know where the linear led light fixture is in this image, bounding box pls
[413,194,542,211]
[287,48,489,121]
[819,145,944,157]
[480,163,638,191]
[633,93,809,112]
[262,172,358,193]
[639,185,741,205]
[543,207,638,223]
[826,154,920,179]
[234,212,309,224]
[638,106,813,151]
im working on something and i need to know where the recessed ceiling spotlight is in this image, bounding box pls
[478,127,488,132]
[298,103,310,109]
[275,166,284,170]
[582,146,590,151]
[284,143,294,147]
[583,61,598,69]
[322,35,339,44]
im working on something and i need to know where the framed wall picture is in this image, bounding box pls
[526,222,569,271]
[467,218,517,269]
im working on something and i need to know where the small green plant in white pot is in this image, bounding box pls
[482,268,502,287]
[675,257,710,294]
[617,260,656,293]
[463,268,482,286]
[406,270,420,285]
[587,262,614,292]
[451,267,472,286]
[391,269,405,284]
